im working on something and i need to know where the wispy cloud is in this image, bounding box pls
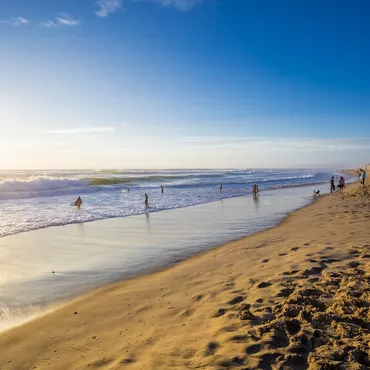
[13,16,29,26]
[41,20,58,28]
[177,136,370,152]
[96,0,122,17]
[56,13,80,26]
[42,127,116,134]
[137,0,206,11]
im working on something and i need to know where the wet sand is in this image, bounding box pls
[1,178,370,369]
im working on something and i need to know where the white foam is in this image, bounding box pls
[0,176,85,193]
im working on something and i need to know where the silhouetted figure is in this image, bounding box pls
[252,184,259,197]
[219,183,223,191]
[144,193,149,208]
[330,177,336,193]
[75,196,83,209]
[160,185,164,194]
[338,176,345,193]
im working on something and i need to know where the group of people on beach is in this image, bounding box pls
[72,183,260,209]
[330,176,346,193]
[313,175,347,197]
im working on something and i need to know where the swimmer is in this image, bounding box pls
[160,185,164,194]
[219,183,223,191]
[74,196,83,208]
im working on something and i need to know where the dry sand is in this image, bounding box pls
[1,178,370,369]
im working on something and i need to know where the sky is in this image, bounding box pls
[1,0,370,169]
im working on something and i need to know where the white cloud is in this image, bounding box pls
[96,0,122,17]
[13,16,29,26]
[56,13,80,26]
[177,136,370,152]
[137,0,206,11]
[41,20,58,28]
[42,127,116,134]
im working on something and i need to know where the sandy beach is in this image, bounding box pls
[1,177,369,369]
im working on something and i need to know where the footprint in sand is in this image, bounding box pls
[261,259,270,263]
[279,253,287,256]
[258,281,273,289]
[192,295,203,302]
[204,342,219,356]
[282,270,299,276]
[245,344,262,354]
[290,247,299,252]
[228,334,249,343]
[213,308,227,317]
[228,296,244,305]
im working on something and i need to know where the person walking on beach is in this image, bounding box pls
[160,185,164,194]
[360,169,366,187]
[330,177,336,193]
[253,184,259,197]
[144,193,149,208]
[338,176,345,193]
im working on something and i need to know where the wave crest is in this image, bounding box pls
[0,176,85,193]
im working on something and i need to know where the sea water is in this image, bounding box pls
[0,169,334,237]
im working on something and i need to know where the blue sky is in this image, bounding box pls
[1,0,370,169]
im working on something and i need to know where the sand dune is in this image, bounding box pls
[1,180,369,369]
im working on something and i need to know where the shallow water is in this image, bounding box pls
[0,184,329,331]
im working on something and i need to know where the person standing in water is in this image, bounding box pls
[219,183,223,191]
[252,184,259,197]
[144,193,149,208]
[75,196,83,209]
[160,185,164,194]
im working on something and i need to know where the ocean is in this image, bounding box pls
[0,169,334,238]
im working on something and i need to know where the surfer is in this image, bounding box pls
[252,184,259,197]
[74,196,83,209]
[219,183,223,191]
[160,185,164,194]
[144,193,149,208]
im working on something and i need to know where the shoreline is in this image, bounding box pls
[1,177,368,369]
[0,182,327,332]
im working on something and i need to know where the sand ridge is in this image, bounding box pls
[0,181,369,369]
